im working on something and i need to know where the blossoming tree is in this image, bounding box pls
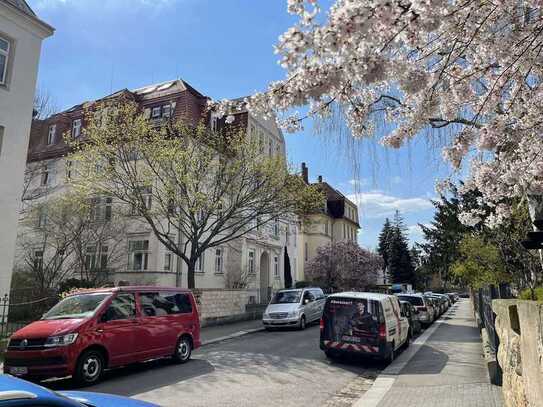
[217,0,543,227]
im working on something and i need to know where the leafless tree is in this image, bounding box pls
[305,241,383,291]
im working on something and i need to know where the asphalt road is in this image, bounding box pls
[49,325,382,407]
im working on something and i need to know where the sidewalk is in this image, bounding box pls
[357,299,504,407]
[200,319,264,346]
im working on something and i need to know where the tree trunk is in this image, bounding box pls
[187,261,196,289]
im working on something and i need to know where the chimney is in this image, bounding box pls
[301,162,309,184]
[318,175,323,183]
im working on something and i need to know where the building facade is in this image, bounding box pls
[18,79,298,303]
[0,0,53,296]
[295,163,361,281]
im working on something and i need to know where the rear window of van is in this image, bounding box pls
[322,298,382,343]
[398,295,424,306]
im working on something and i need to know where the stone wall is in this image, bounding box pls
[493,299,543,407]
[193,288,261,327]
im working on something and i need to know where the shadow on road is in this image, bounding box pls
[46,358,214,396]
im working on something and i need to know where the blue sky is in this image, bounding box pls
[29,0,453,250]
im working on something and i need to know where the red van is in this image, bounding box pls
[3,286,200,385]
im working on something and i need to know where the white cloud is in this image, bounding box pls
[347,191,433,219]
[407,223,431,243]
[347,178,370,188]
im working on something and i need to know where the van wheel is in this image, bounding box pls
[324,350,336,360]
[386,342,395,365]
[74,350,105,386]
[299,315,306,330]
[173,336,192,363]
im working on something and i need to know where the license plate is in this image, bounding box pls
[9,367,28,376]
[341,335,361,343]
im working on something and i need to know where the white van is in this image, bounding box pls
[263,288,326,330]
[320,292,410,363]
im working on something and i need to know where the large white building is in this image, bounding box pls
[19,80,298,304]
[0,0,53,296]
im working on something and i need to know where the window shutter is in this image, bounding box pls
[144,108,151,119]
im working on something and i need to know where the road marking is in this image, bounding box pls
[353,303,460,407]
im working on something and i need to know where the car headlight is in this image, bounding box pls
[288,310,299,318]
[263,313,270,319]
[44,333,78,347]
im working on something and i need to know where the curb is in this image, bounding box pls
[353,303,460,407]
[201,326,266,347]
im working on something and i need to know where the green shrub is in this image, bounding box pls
[519,287,543,301]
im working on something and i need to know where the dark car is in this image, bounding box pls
[400,301,422,337]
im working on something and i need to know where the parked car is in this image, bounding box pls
[320,292,410,363]
[426,293,450,314]
[423,295,440,319]
[4,286,200,386]
[400,301,422,336]
[0,374,157,406]
[263,287,325,330]
[446,293,458,303]
[397,294,434,327]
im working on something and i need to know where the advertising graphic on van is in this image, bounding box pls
[322,299,380,345]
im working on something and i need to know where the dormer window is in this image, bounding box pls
[72,119,82,138]
[151,106,161,119]
[47,124,56,145]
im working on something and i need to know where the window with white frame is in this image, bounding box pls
[47,125,56,145]
[248,249,255,274]
[72,119,82,138]
[90,196,112,222]
[37,206,47,228]
[34,250,44,271]
[163,252,172,271]
[195,251,205,273]
[214,248,224,274]
[41,162,55,186]
[273,256,279,278]
[128,240,149,271]
[85,245,108,271]
[131,186,152,214]
[286,225,290,245]
[273,218,280,238]
[0,36,10,86]
[162,104,172,118]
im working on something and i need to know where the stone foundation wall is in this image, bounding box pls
[193,288,260,327]
[493,299,543,407]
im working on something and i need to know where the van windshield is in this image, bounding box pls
[270,291,302,304]
[42,293,111,320]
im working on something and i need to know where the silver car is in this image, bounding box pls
[263,288,325,330]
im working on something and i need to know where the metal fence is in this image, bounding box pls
[473,284,511,353]
[0,290,59,339]
[472,283,512,386]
